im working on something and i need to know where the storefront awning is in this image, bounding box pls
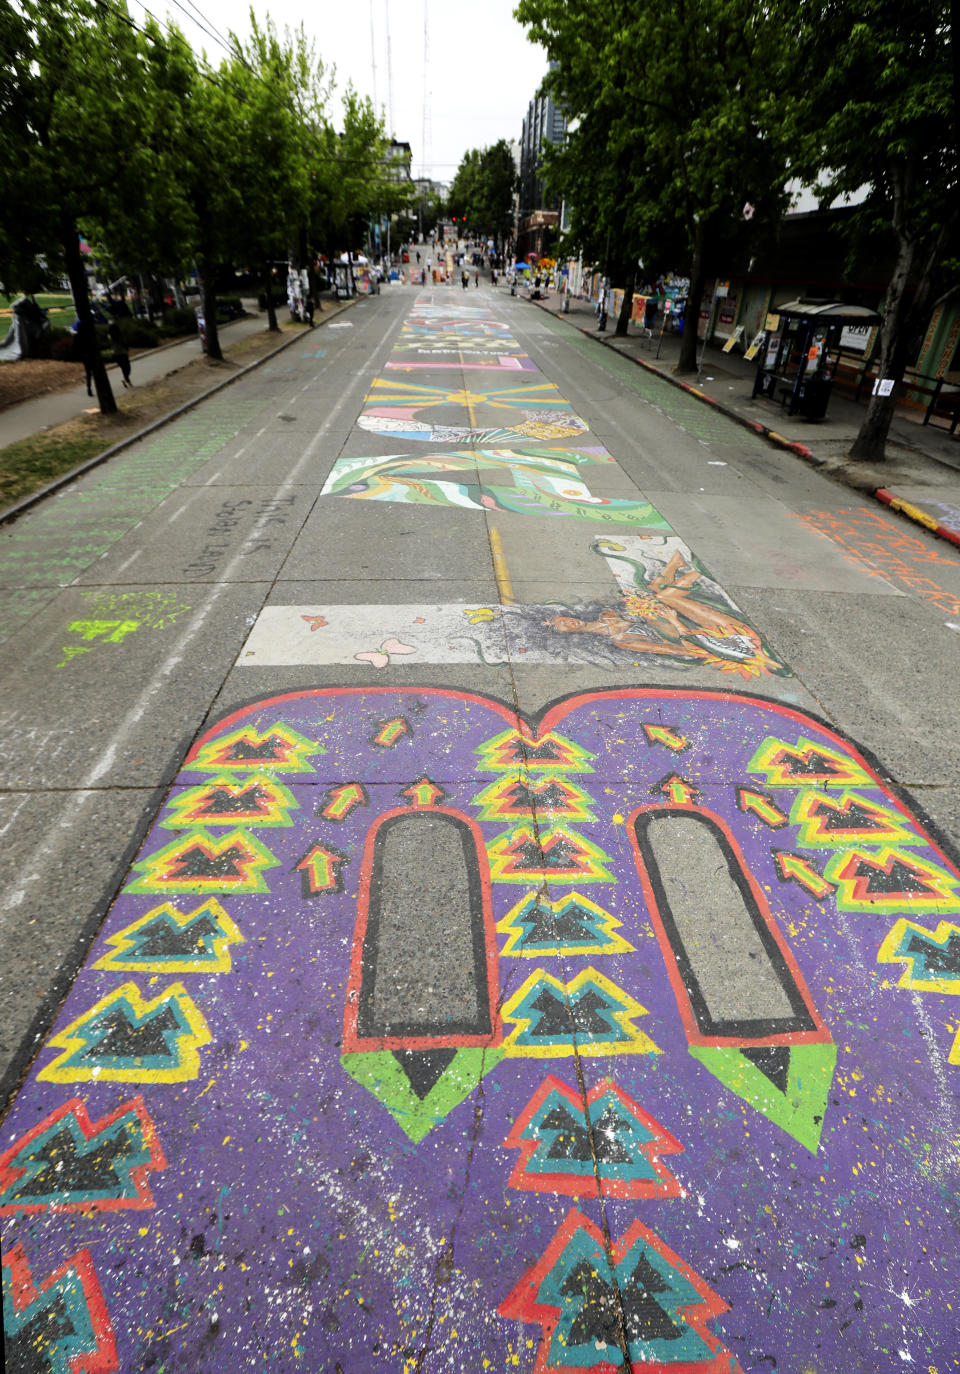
[776,299,881,324]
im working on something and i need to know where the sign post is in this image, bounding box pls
[655,297,672,359]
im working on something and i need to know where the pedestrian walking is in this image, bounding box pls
[461,270,469,290]
[304,295,315,327]
[107,322,132,388]
[416,251,421,264]
[474,269,479,287]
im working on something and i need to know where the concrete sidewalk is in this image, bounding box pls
[525,289,960,547]
[0,308,271,448]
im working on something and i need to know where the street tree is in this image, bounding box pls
[80,18,199,313]
[2,0,192,412]
[307,87,407,274]
[516,0,792,363]
[227,17,312,332]
[449,142,516,245]
[789,0,959,461]
[0,1,51,296]
[477,140,518,247]
[180,16,313,358]
[449,148,483,230]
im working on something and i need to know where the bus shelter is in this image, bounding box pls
[752,299,880,419]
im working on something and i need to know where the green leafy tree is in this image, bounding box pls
[0,1,51,295]
[516,0,791,360]
[449,142,516,244]
[449,148,483,229]
[228,17,312,332]
[307,87,407,274]
[789,0,959,461]
[81,19,199,305]
[180,15,313,357]
[2,0,196,411]
[477,140,517,245]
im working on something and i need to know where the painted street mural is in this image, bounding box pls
[4,292,959,1373]
[241,534,788,678]
[3,685,960,1371]
[239,294,787,686]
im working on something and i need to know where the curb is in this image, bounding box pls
[0,301,355,527]
[530,298,960,552]
[875,487,960,549]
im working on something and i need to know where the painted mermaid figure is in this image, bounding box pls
[545,536,788,677]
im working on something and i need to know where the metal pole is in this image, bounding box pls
[655,302,669,360]
[697,279,720,385]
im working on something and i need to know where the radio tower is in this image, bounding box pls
[421,0,431,181]
[384,0,395,135]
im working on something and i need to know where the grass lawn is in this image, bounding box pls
[0,429,105,506]
[0,292,75,325]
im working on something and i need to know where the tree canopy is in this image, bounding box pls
[515,0,959,455]
[1,1,403,403]
[516,0,791,359]
[449,140,517,243]
[787,0,959,458]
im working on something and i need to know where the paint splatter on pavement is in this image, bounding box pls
[3,685,959,1371]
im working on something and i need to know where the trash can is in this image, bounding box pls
[797,376,832,419]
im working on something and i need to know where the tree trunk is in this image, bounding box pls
[848,201,959,463]
[263,270,279,332]
[201,273,223,362]
[676,221,705,374]
[62,216,116,415]
[849,188,917,461]
[615,266,636,337]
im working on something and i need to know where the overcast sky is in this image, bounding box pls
[128,0,547,183]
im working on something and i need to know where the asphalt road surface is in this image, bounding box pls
[2,276,959,1373]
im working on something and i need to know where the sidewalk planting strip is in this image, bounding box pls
[0,304,355,528]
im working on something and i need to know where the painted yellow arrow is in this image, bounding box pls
[296,844,347,896]
[320,782,368,822]
[400,777,447,808]
[642,724,690,753]
[652,774,700,806]
[737,788,789,829]
[773,850,835,900]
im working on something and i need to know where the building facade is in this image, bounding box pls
[517,68,566,260]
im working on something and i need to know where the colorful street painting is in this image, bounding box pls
[238,536,790,679]
[356,413,590,443]
[363,376,577,419]
[3,685,959,1372]
[384,355,540,372]
[320,446,668,523]
[393,334,526,352]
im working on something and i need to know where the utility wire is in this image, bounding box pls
[161,0,233,61]
[176,0,237,60]
[9,0,409,172]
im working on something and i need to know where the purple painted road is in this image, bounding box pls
[3,685,959,1372]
